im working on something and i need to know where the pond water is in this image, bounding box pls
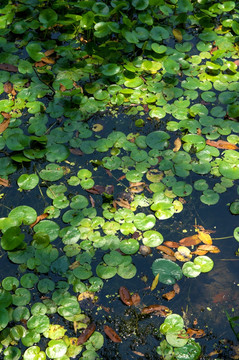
[1,112,239,359]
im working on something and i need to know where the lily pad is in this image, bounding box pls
[146,131,170,150]
[152,259,183,285]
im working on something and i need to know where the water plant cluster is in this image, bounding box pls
[1,0,239,358]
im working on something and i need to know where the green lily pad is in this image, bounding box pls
[142,230,163,247]
[39,164,64,181]
[119,239,139,254]
[9,206,37,225]
[152,259,183,285]
[1,226,25,251]
[96,263,117,279]
[160,314,184,335]
[17,174,39,190]
[23,346,46,360]
[194,256,214,272]
[174,339,201,360]
[219,161,239,180]
[200,190,220,205]
[182,262,201,278]
[134,213,156,231]
[117,263,137,279]
[146,131,170,150]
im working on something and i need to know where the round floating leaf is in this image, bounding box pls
[146,131,170,150]
[96,263,117,279]
[119,239,139,254]
[39,9,58,27]
[23,346,46,360]
[234,227,239,241]
[219,161,239,180]
[134,213,156,231]
[172,182,193,197]
[9,206,37,225]
[126,170,143,182]
[104,250,123,266]
[194,255,214,272]
[160,314,184,335]
[182,262,201,278]
[152,259,183,285]
[17,174,39,190]
[194,179,209,191]
[2,277,19,291]
[0,289,12,308]
[200,190,220,205]
[27,314,50,333]
[0,308,9,331]
[132,0,149,10]
[45,339,68,359]
[166,331,188,348]
[39,164,64,181]
[46,144,70,162]
[117,263,137,279]
[73,264,93,280]
[38,279,55,294]
[182,134,206,152]
[20,273,39,289]
[230,201,239,214]
[101,64,121,76]
[1,227,25,250]
[174,339,201,360]
[21,331,41,347]
[34,220,60,242]
[142,230,163,247]
[12,288,31,306]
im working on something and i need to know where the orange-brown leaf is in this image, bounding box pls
[41,56,55,64]
[115,199,131,209]
[44,49,55,57]
[156,245,175,256]
[89,195,95,208]
[0,63,18,72]
[197,231,212,245]
[206,139,238,150]
[0,119,10,134]
[163,241,179,248]
[0,177,10,187]
[119,286,132,306]
[77,323,96,345]
[78,291,95,302]
[186,328,206,338]
[103,325,122,343]
[4,82,13,93]
[173,28,183,42]
[173,137,182,152]
[191,249,208,256]
[179,234,201,246]
[173,284,180,294]
[30,213,49,228]
[162,290,176,301]
[70,148,84,156]
[196,244,220,253]
[141,305,170,316]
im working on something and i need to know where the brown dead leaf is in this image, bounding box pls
[162,290,176,301]
[78,291,95,302]
[163,241,179,248]
[173,137,182,152]
[129,185,144,193]
[89,195,95,208]
[141,305,171,317]
[179,234,201,246]
[132,351,145,357]
[4,82,13,93]
[44,49,55,57]
[117,174,126,181]
[0,118,10,134]
[70,148,84,156]
[173,28,183,42]
[60,83,66,91]
[191,249,208,256]
[186,328,206,338]
[34,61,47,67]
[30,213,48,228]
[115,198,131,209]
[173,284,180,294]
[119,286,133,306]
[103,325,122,343]
[0,177,10,187]
[41,56,55,64]
[163,254,177,261]
[156,245,175,256]
[77,323,96,345]
[198,231,212,245]
[196,244,220,253]
[0,63,18,72]
[206,139,238,150]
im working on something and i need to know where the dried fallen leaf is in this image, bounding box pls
[198,231,212,245]
[0,63,18,72]
[78,291,95,302]
[119,286,133,306]
[196,244,220,253]
[129,185,144,193]
[186,328,206,338]
[173,28,183,42]
[132,351,145,357]
[115,198,131,209]
[0,119,10,134]
[206,139,238,150]
[174,246,192,262]
[77,323,96,345]
[173,284,180,294]
[141,305,171,317]
[69,261,80,270]
[162,290,176,301]
[163,241,179,248]
[173,137,182,152]
[191,249,208,256]
[92,123,103,132]
[0,177,10,187]
[89,195,95,208]
[151,273,159,291]
[103,325,122,343]
[157,245,175,256]
[30,213,49,228]
[41,56,55,64]
[44,49,55,57]
[179,234,201,246]
[4,82,13,93]
[70,148,83,156]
